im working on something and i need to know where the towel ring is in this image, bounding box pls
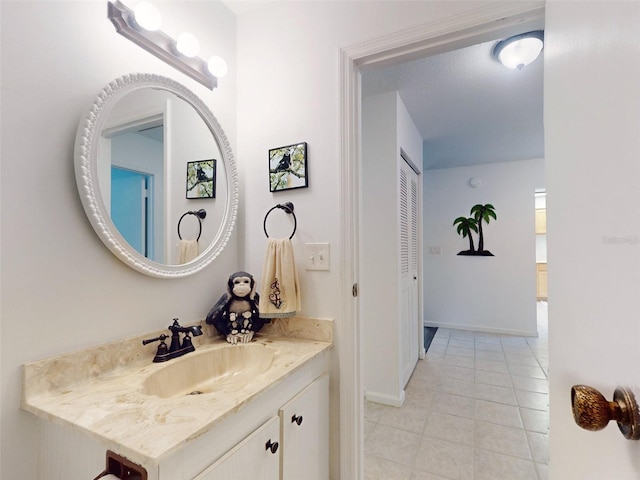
[263,202,297,239]
[178,209,207,241]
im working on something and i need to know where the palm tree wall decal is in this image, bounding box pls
[454,204,497,256]
[453,216,478,253]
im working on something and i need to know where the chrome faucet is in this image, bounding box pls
[143,318,203,363]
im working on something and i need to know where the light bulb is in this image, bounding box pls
[498,37,543,70]
[133,2,162,31]
[176,32,200,58]
[208,56,228,78]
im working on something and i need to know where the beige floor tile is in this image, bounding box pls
[448,338,474,349]
[474,341,503,352]
[430,392,475,419]
[442,354,475,369]
[474,450,538,480]
[403,384,435,409]
[475,350,506,362]
[527,431,549,464]
[475,399,523,428]
[378,404,429,434]
[502,344,534,355]
[436,377,475,398]
[365,455,413,480]
[500,336,529,346]
[446,346,475,358]
[505,352,540,366]
[475,421,532,459]
[414,437,474,479]
[536,462,550,480]
[450,330,475,340]
[410,470,451,480]
[365,401,397,422]
[515,390,549,411]
[520,407,549,433]
[474,382,517,405]
[511,375,549,394]
[475,358,510,374]
[364,419,377,441]
[364,311,549,479]
[475,370,512,388]
[474,333,502,345]
[508,363,547,379]
[365,424,422,466]
[423,412,474,445]
[441,364,474,383]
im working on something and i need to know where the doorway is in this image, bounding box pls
[338,3,546,478]
[111,167,153,258]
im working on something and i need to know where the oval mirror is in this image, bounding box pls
[74,74,238,278]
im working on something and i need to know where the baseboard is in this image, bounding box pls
[364,389,405,407]
[423,321,538,338]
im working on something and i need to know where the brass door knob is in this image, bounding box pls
[571,385,640,440]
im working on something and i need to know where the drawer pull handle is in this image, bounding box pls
[291,414,303,426]
[265,439,279,454]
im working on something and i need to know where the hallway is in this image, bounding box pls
[364,303,549,479]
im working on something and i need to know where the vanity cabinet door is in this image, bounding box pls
[193,416,280,480]
[279,374,329,480]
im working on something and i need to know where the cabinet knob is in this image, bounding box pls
[291,414,303,426]
[571,385,640,440]
[265,439,279,454]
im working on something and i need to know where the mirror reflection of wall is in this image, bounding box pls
[98,87,226,265]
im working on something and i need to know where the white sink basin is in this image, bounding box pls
[142,343,277,398]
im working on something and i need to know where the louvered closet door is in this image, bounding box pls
[399,157,420,387]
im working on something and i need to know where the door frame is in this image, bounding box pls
[338,2,545,478]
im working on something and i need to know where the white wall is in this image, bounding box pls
[0,2,237,479]
[423,158,544,336]
[235,3,486,476]
[361,91,423,405]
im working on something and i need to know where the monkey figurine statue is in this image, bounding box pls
[206,271,264,344]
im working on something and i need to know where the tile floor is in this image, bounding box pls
[364,302,549,480]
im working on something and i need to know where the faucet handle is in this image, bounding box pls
[142,334,169,361]
[142,333,168,346]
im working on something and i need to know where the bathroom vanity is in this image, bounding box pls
[22,317,332,480]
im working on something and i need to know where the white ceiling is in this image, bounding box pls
[361,34,544,170]
[224,1,544,171]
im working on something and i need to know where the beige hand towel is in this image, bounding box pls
[177,239,199,264]
[259,238,300,318]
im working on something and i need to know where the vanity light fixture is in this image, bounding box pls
[133,2,162,31]
[108,0,227,89]
[176,32,200,58]
[492,30,544,70]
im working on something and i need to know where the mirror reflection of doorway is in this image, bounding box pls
[111,167,153,259]
[109,124,165,262]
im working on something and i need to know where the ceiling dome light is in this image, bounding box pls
[133,2,162,31]
[207,56,228,78]
[176,32,200,57]
[493,30,544,70]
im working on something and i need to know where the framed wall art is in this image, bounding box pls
[186,159,216,199]
[269,142,308,192]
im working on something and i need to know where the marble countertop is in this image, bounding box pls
[22,317,332,466]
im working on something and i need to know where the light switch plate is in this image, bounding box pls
[304,243,330,271]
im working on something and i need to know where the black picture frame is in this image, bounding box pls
[186,159,216,199]
[269,142,308,192]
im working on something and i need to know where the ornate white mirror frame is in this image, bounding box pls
[74,73,238,278]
